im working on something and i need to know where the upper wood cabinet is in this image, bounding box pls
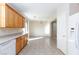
[5,5,15,28]
[0,3,25,28]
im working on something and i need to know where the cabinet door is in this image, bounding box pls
[15,14,23,28]
[21,35,28,49]
[22,36,26,48]
[22,17,25,28]
[16,37,21,54]
[20,36,24,49]
[14,13,19,28]
[0,4,25,28]
[18,15,23,28]
[16,35,28,54]
[5,6,15,28]
[22,35,28,47]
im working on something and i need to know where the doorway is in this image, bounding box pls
[50,20,57,48]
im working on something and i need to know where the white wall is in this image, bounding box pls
[29,21,50,36]
[44,23,50,36]
[57,4,69,54]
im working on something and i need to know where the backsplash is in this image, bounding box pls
[0,28,23,36]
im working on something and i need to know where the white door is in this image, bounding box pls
[68,13,79,55]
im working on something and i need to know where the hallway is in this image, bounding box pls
[19,36,64,55]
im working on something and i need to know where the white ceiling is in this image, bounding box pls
[9,3,61,21]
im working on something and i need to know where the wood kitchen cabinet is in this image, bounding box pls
[0,3,25,28]
[16,34,28,55]
[5,5,15,27]
[14,13,25,28]
[21,35,28,48]
[16,37,21,54]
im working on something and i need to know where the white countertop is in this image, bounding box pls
[0,32,28,44]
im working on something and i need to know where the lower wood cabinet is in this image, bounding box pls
[16,37,21,54]
[16,34,28,55]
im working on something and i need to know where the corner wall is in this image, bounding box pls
[57,3,69,54]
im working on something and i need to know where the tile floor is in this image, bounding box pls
[19,36,64,55]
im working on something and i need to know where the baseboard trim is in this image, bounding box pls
[57,48,65,55]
